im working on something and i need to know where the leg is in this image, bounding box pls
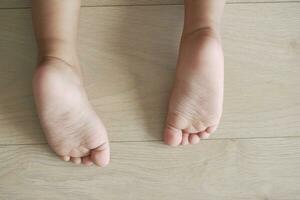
[32,0,110,166]
[164,0,225,146]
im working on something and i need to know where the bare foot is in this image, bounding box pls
[164,29,224,146]
[33,57,110,166]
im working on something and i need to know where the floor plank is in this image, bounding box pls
[0,138,300,199]
[0,4,299,144]
[0,0,299,9]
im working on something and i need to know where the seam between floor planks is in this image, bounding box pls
[1,135,300,147]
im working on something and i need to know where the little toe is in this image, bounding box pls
[71,157,82,165]
[90,142,110,167]
[181,133,189,145]
[82,156,93,166]
[206,125,218,134]
[164,125,183,146]
[199,132,210,139]
[189,134,200,144]
[61,155,70,162]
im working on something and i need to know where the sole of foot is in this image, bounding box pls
[33,57,110,166]
[164,28,224,146]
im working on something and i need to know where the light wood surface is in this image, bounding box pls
[0,1,299,199]
[1,138,300,200]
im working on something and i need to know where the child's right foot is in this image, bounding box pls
[164,28,224,146]
[33,57,110,167]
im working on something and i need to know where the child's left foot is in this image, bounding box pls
[164,29,224,146]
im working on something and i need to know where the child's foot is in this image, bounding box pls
[164,28,224,146]
[33,57,110,166]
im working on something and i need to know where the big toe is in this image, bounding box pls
[164,125,182,146]
[91,142,110,167]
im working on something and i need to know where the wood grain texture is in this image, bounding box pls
[1,0,300,8]
[0,138,300,200]
[0,2,299,200]
[0,4,299,144]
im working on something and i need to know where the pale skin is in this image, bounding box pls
[32,0,225,166]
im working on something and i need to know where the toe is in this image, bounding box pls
[91,142,110,167]
[61,155,70,161]
[181,133,189,145]
[71,157,82,165]
[82,156,93,166]
[164,125,182,146]
[199,131,210,139]
[206,125,218,134]
[189,134,200,144]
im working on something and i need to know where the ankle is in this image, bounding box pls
[38,52,79,68]
[36,38,79,67]
[37,54,82,78]
[182,26,221,43]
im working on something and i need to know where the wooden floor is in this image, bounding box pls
[0,0,300,199]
